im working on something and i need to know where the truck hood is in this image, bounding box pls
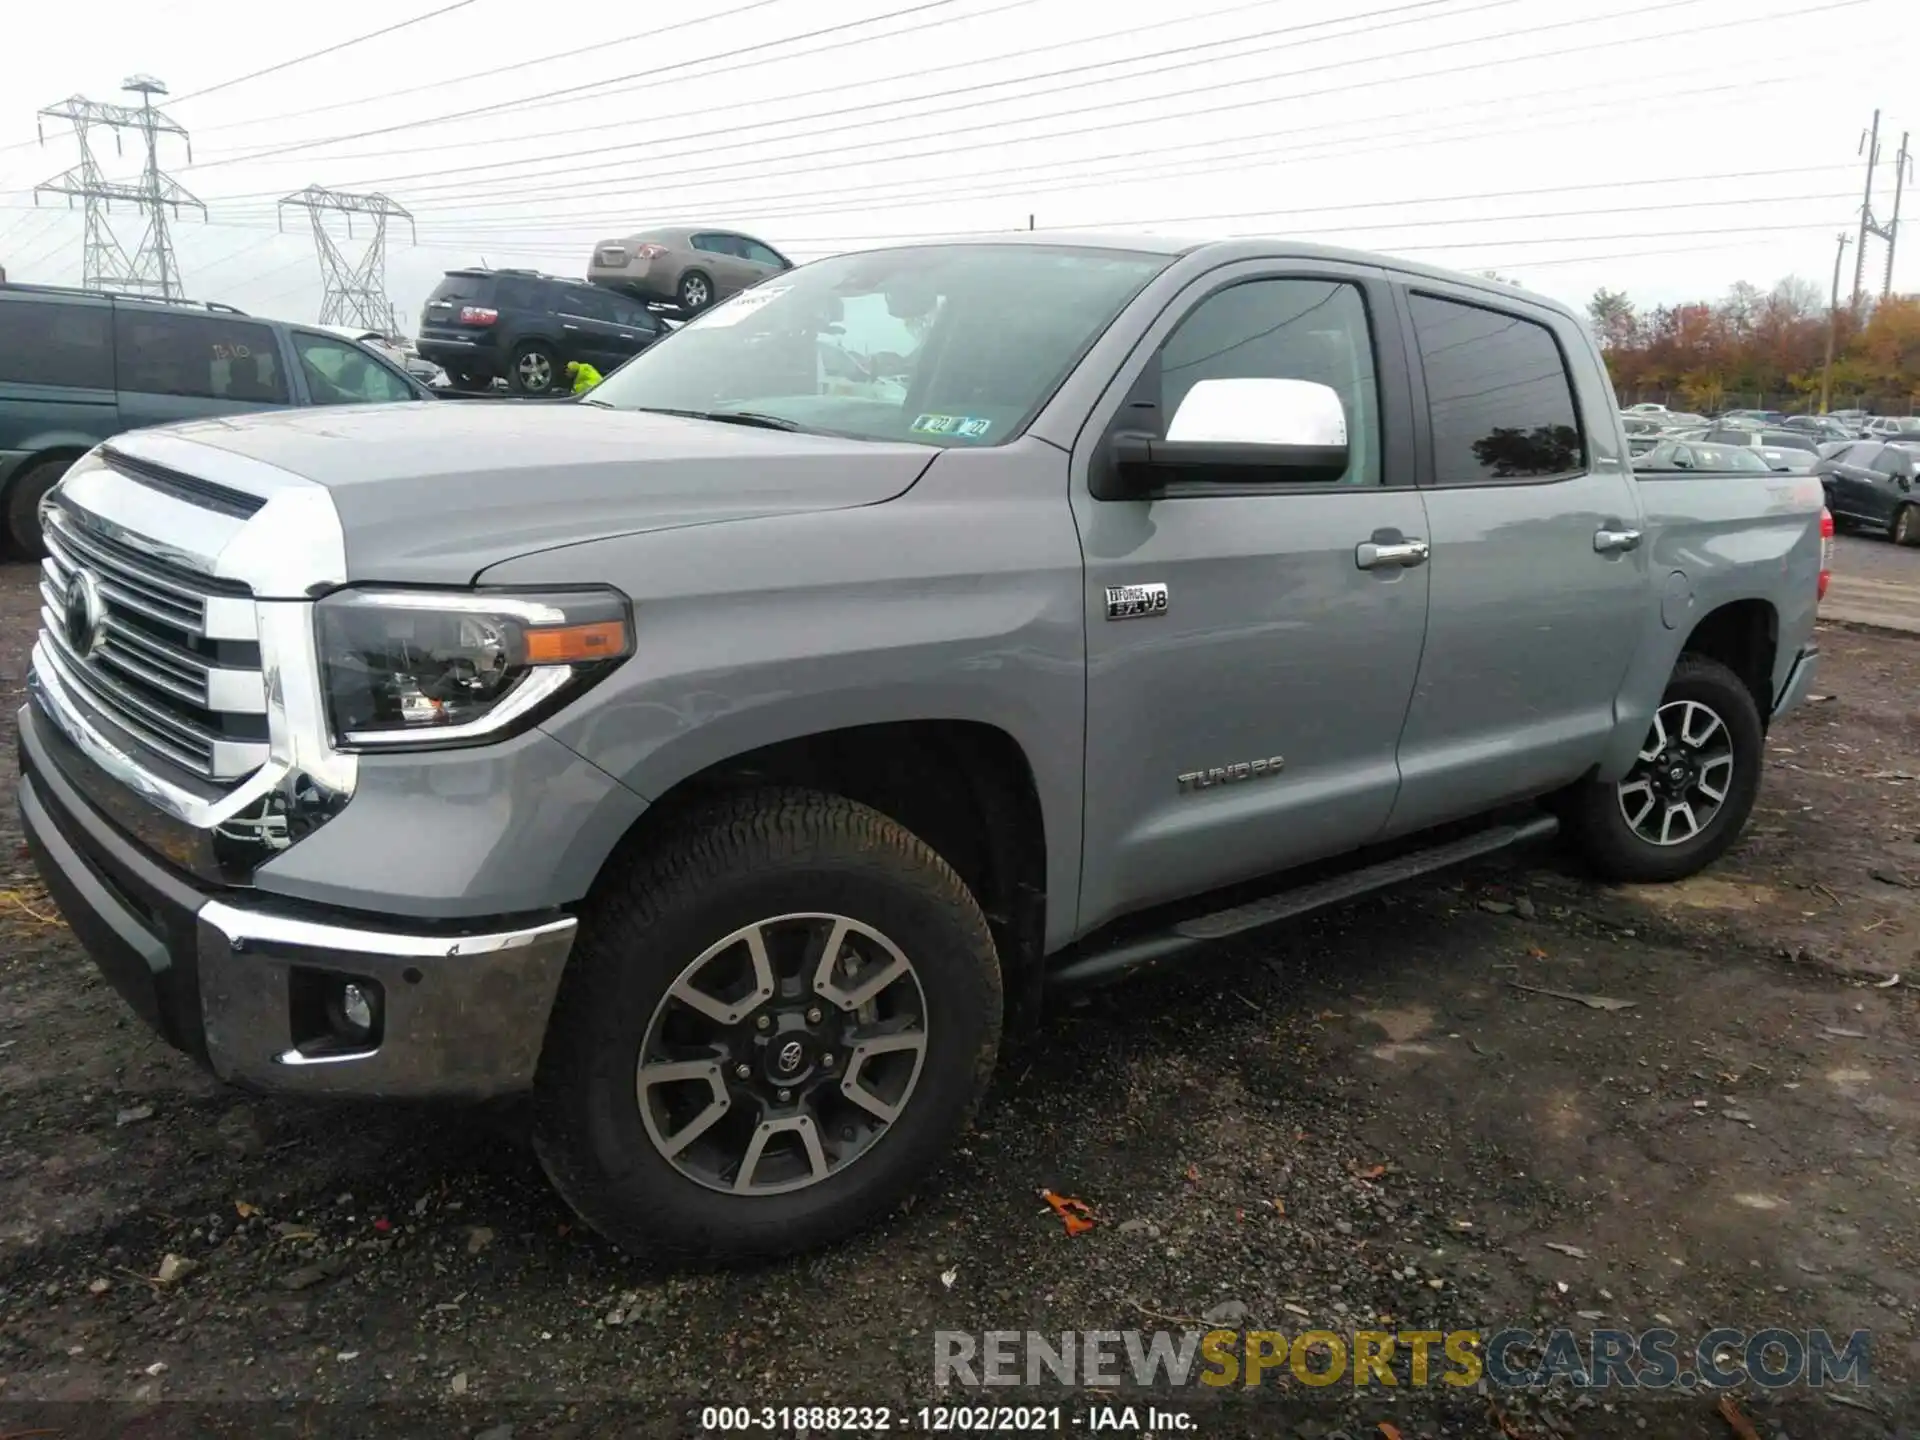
[133,402,937,582]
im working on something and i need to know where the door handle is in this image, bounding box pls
[1594,527,1643,554]
[562,322,579,331]
[1355,537,1430,570]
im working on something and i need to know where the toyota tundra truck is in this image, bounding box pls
[17,235,1829,1262]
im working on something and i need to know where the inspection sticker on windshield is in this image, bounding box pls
[688,285,789,328]
[912,413,991,439]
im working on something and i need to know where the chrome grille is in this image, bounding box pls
[39,504,269,783]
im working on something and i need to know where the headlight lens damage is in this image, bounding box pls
[316,587,633,748]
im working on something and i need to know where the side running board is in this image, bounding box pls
[1048,812,1560,989]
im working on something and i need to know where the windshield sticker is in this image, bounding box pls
[686,285,790,329]
[912,413,992,439]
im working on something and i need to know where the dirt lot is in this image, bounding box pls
[2,549,1918,1440]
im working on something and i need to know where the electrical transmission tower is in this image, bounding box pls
[34,76,204,299]
[1851,110,1912,306]
[278,186,415,333]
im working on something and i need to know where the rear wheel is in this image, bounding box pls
[1893,504,1918,546]
[1565,654,1764,884]
[511,343,558,394]
[5,455,73,559]
[677,270,713,312]
[533,788,1002,1261]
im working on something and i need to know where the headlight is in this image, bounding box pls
[316,587,633,750]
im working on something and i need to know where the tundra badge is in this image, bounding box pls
[1105,582,1169,621]
[1178,757,1286,792]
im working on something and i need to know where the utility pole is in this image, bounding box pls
[1884,131,1912,298]
[277,186,415,332]
[34,76,204,298]
[1821,230,1853,415]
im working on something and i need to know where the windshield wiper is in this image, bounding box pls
[692,409,804,432]
[628,405,804,432]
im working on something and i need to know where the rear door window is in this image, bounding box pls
[113,310,288,402]
[492,277,546,310]
[0,299,113,388]
[1408,293,1587,484]
[561,286,620,323]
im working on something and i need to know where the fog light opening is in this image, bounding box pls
[290,969,386,1055]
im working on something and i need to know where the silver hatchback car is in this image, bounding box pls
[586,226,793,313]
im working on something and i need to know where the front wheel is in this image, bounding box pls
[533,788,1003,1261]
[1565,654,1765,884]
[1893,504,1918,547]
[6,455,72,559]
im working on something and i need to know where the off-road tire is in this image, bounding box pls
[5,455,71,559]
[1565,654,1765,884]
[532,787,1002,1262]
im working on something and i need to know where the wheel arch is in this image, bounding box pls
[590,719,1052,1029]
[1678,597,1779,727]
[2,440,93,497]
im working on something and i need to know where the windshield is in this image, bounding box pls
[1759,431,1816,452]
[584,243,1171,444]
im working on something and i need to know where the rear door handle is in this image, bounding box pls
[562,322,580,331]
[1594,527,1642,554]
[1355,537,1430,570]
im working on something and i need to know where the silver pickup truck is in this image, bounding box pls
[18,235,1829,1262]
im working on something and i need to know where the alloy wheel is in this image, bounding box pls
[518,352,552,391]
[636,912,929,1195]
[1616,699,1735,846]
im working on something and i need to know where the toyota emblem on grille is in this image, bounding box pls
[776,1040,805,1074]
[63,569,107,658]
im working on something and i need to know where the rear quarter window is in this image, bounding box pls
[0,299,113,388]
[429,274,492,304]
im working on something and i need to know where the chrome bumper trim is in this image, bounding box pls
[199,905,578,1097]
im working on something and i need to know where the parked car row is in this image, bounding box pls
[413,225,794,395]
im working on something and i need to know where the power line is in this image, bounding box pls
[183,0,969,171]
[177,0,785,131]
[319,0,1640,196]
[204,0,1464,178]
[185,0,1013,144]
[380,76,1848,236]
[280,0,1868,222]
[281,29,1858,243]
[170,0,480,104]
[0,0,485,156]
[772,192,1860,252]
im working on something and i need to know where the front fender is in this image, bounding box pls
[481,442,1090,950]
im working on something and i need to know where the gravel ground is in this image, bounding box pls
[1,551,1918,1440]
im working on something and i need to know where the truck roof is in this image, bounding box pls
[842,230,1577,324]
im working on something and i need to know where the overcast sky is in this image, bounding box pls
[0,0,1913,331]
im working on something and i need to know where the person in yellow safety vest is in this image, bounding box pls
[565,360,602,394]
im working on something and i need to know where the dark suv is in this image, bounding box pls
[416,268,668,394]
[0,282,433,557]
